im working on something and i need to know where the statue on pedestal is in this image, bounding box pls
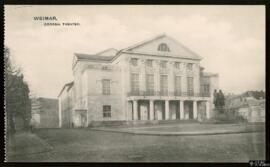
[214,89,225,113]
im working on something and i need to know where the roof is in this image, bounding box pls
[203,72,219,77]
[66,82,74,91]
[58,81,74,97]
[73,34,203,66]
[122,34,166,51]
[96,48,118,56]
[74,53,115,62]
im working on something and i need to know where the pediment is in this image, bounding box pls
[123,34,202,60]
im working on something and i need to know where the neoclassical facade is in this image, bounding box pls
[58,34,219,128]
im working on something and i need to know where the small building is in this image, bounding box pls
[31,97,59,128]
[226,95,265,123]
[238,98,265,122]
[58,34,219,127]
[58,82,75,128]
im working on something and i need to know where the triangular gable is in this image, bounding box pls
[122,34,202,60]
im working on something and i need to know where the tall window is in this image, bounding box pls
[102,79,110,95]
[146,74,154,95]
[158,43,170,52]
[187,63,193,71]
[131,73,139,94]
[146,59,153,67]
[131,58,138,66]
[187,77,194,96]
[160,75,168,95]
[202,84,210,96]
[175,76,181,95]
[160,61,167,68]
[103,105,111,118]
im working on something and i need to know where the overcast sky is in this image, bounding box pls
[5,5,265,98]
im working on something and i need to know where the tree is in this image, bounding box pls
[5,46,31,135]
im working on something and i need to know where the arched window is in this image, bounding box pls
[158,43,170,52]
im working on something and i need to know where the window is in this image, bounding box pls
[187,63,193,71]
[102,79,110,95]
[187,77,194,96]
[102,66,109,70]
[146,59,153,67]
[201,84,209,96]
[103,105,111,118]
[175,76,181,95]
[160,75,168,95]
[160,61,167,68]
[204,84,210,96]
[158,43,170,52]
[175,62,180,69]
[131,73,139,94]
[146,74,154,95]
[131,58,138,66]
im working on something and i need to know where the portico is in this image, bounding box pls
[127,97,210,121]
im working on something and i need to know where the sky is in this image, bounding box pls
[5,5,265,98]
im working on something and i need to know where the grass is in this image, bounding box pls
[7,127,265,162]
[6,131,52,161]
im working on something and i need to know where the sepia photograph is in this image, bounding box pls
[4,5,266,162]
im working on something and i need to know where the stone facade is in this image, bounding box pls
[58,34,219,127]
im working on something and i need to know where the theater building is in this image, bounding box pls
[58,34,219,127]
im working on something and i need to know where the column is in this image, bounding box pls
[86,109,89,126]
[179,100,184,120]
[126,101,131,120]
[206,101,210,119]
[58,98,62,128]
[133,100,138,120]
[193,101,198,119]
[149,100,154,120]
[165,100,170,120]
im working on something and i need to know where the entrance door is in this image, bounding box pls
[140,105,148,120]
[170,101,178,120]
[81,110,88,127]
[155,101,165,120]
[184,102,193,119]
[75,109,87,128]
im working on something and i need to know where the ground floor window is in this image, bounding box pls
[103,105,111,118]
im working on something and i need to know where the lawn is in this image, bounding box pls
[7,128,265,162]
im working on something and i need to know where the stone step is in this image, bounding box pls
[157,119,198,124]
[89,119,198,128]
